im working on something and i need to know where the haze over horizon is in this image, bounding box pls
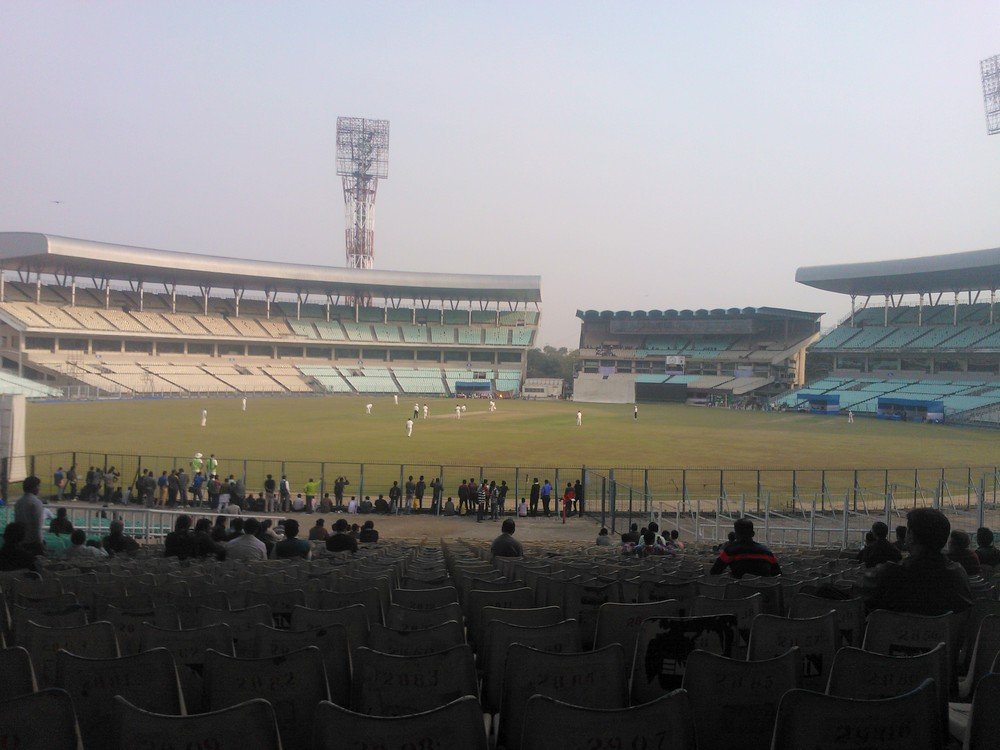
[2,2,999,347]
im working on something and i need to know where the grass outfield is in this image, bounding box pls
[26,395,1000,470]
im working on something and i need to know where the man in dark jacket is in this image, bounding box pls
[862,508,973,616]
[857,521,903,568]
[710,518,781,578]
[458,480,470,516]
[529,478,541,517]
[975,527,1000,567]
[326,519,358,553]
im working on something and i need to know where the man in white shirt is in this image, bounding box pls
[489,400,496,412]
[14,476,45,552]
[366,403,373,414]
[201,409,208,427]
[405,418,414,437]
[576,410,583,426]
[394,394,398,405]
[455,405,462,419]
[423,404,429,419]
[242,396,247,412]
[226,518,267,561]
[63,529,108,558]
[291,494,306,511]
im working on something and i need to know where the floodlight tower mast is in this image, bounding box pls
[982,54,1000,135]
[336,117,390,270]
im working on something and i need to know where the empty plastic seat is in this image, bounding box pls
[863,609,958,682]
[203,646,328,749]
[368,620,465,656]
[0,688,82,750]
[22,620,119,688]
[747,612,838,691]
[385,602,463,631]
[113,695,281,750]
[958,614,1000,699]
[690,593,762,658]
[139,622,234,713]
[104,604,179,655]
[789,592,866,647]
[955,671,1000,749]
[772,678,941,750]
[351,643,478,717]
[392,586,459,610]
[0,646,37,701]
[591,599,684,659]
[289,603,370,646]
[199,604,271,657]
[682,648,799,750]
[252,622,350,706]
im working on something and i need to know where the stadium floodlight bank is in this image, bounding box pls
[0,233,541,399]
[983,54,1000,136]
[573,307,820,405]
[336,117,390,270]
[793,246,1000,424]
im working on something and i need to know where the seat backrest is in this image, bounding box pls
[290,603,369,646]
[351,643,478,717]
[960,599,1000,668]
[863,609,957,682]
[499,643,627,750]
[203,645,329,749]
[962,614,1000,697]
[22,620,119,688]
[630,615,737,704]
[747,612,838,691]
[727,578,783,615]
[520,690,695,750]
[10,603,87,644]
[966,672,1000,750]
[199,604,271,657]
[312,695,488,750]
[173,590,230,629]
[392,586,459,610]
[105,604,179,655]
[690,592,762,657]
[481,619,580,713]
[252,622,350,707]
[319,587,382,625]
[682,648,799,750]
[576,581,622,649]
[113,695,281,750]
[0,646,36,701]
[244,588,306,629]
[385,602,463,631]
[56,647,184,750]
[368,619,465,656]
[790,592,866,646]
[827,644,948,731]
[772,678,941,750]
[466,587,535,645]
[594,599,686,655]
[0,688,81,750]
[138,622,234,713]
[639,579,697,611]
[479,605,562,635]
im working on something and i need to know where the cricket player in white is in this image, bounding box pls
[576,411,583,426]
[405,418,414,437]
[242,396,247,412]
[489,400,496,413]
[423,404,429,419]
[366,403,373,414]
[455,405,462,419]
[847,410,854,423]
[394,394,398,405]
[201,409,207,427]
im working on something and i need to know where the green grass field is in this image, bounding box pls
[25,395,1000,476]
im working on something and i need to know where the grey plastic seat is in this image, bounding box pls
[0,646,37,701]
[478,605,561,636]
[21,620,119,688]
[199,604,271,657]
[520,690,694,750]
[690,592,762,658]
[313,695,487,750]
[320,586,383,625]
[481,619,579,714]
[174,590,230,629]
[789,592,866,646]
[466,587,535,647]
[863,609,959,683]
[385,601,463,631]
[56,648,184,750]
[593,599,685,656]
[772,678,941,750]
[113,695,280,750]
[955,671,1000,749]
[959,615,1000,699]
[290,603,369,646]
[827,643,948,732]
[351,643,478,717]
[368,619,465,656]
[630,615,737,703]
[9,603,87,645]
[244,588,306,629]
[391,586,459,610]
[139,622,234,713]
[682,648,799,750]
[203,645,329,749]
[252,622,350,706]
[0,688,82,750]
[105,603,179,655]
[498,643,627,750]
[747,611,838,692]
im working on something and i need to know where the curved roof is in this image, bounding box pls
[575,306,820,321]
[0,233,542,302]
[796,247,1000,296]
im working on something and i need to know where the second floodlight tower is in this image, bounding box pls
[336,116,390,270]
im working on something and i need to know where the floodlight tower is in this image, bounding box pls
[982,54,1000,135]
[336,117,390,269]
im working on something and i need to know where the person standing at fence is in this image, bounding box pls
[263,474,276,512]
[574,478,584,516]
[334,476,350,508]
[54,467,65,502]
[404,475,415,514]
[489,481,501,520]
[541,479,553,516]
[191,452,204,476]
[458,479,470,515]
[66,464,77,500]
[177,467,189,507]
[191,471,205,506]
[529,477,540,517]
[304,478,318,513]
[388,481,402,513]
[498,480,509,516]
[206,454,219,478]
[561,482,574,524]
[207,473,222,510]
[415,476,426,511]
[476,480,488,523]
[14,476,45,554]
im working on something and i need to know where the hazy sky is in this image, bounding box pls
[2,2,999,347]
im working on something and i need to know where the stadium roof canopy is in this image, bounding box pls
[575,306,821,322]
[0,233,542,303]
[796,247,1000,296]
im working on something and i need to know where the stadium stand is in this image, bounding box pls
[0,233,539,398]
[794,246,1000,423]
[575,307,820,404]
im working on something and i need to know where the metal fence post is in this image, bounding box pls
[643,469,649,517]
[968,467,973,511]
[600,476,607,529]
[809,498,816,548]
[242,459,247,485]
[978,476,986,529]
[756,469,761,514]
[319,462,326,499]
[681,469,687,513]
[515,467,520,502]
[628,486,633,519]
[358,462,365,499]
[853,469,859,512]
[791,470,797,514]
[884,486,893,528]
[842,491,850,549]
[608,469,616,533]
[764,492,771,545]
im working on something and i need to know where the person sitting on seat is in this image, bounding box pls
[275,519,310,560]
[975,527,1000,567]
[64,529,108,558]
[710,518,781,578]
[325,518,358,553]
[490,519,523,559]
[857,521,902,568]
[669,529,685,550]
[48,507,74,536]
[164,515,194,559]
[637,530,669,557]
[893,525,908,552]
[308,518,329,542]
[358,520,379,544]
[226,518,267,561]
[862,507,973,615]
[596,527,612,546]
[0,523,38,571]
[444,497,456,516]
[621,523,640,545]
[191,517,227,560]
[102,520,139,557]
[946,530,981,576]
